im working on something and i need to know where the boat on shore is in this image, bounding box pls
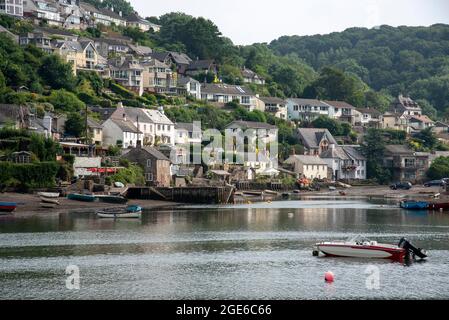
[0,202,17,213]
[96,205,142,219]
[428,202,449,211]
[314,235,427,261]
[400,200,429,210]
[40,196,60,205]
[96,195,128,204]
[67,193,96,202]
[37,192,60,199]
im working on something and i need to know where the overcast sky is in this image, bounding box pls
[129,0,449,45]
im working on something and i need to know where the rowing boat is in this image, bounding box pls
[67,193,96,202]
[40,196,60,205]
[37,192,60,198]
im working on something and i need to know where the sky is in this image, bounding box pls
[129,0,449,45]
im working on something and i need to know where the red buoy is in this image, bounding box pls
[325,271,334,283]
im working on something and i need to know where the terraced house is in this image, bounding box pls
[0,0,24,17]
[53,40,101,74]
[201,83,258,111]
[107,55,144,96]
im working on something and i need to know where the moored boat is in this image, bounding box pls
[37,192,60,198]
[67,193,96,202]
[40,196,60,205]
[96,205,142,219]
[428,202,449,211]
[400,200,429,210]
[0,202,17,213]
[96,195,128,204]
[314,235,427,261]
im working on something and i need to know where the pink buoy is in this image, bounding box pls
[325,271,334,283]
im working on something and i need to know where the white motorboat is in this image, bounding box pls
[37,192,60,199]
[314,235,427,260]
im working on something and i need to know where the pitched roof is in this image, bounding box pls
[286,155,327,165]
[142,109,174,125]
[201,83,254,96]
[324,101,356,109]
[110,119,141,133]
[97,7,125,21]
[320,147,350,160]
[177,76,199,86]
[128,44,152,56]
[241,67,264,80]
[287,98,330,107]
[297,128,337,149]
[341,146,366,161]
[169,52,192,65]
[434,121,449,128]
[356,108,382,116]
[259,97,286,105]
[126,13,149,24]
[186,59,215,71]
[175,122,195,132]
[226,120,277,130]
[385,145,415,155]
[407,115,434,124]
[142,146,169,161]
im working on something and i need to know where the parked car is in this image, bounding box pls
[424,180,446,187]
[390,182,413,190]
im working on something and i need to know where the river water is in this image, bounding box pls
[1,197,449,300]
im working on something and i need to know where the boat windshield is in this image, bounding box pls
[346,235,370,243]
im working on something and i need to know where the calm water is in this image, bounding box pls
[1,198,449,300]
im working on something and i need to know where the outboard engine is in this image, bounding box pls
[398,238,428,260]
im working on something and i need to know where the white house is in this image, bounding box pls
[286,98,333,122]
[354,108,383,127]
[111,105,175,147]
[178,77,201,100]
[320,145,367,180]
[1,0,23,17]
[102,118,143,149]
[284,155,328,180]
[259,97,287,120]
[175,122,202,145]
[201,83,258,111]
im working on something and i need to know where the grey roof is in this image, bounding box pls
[97,7,126,21]
[113,107,152,124]
[111,119,141,133]
[126,13,149,24]
[259,97,286,105]
[385,145,415,155]
[341,146,366,161]
[287,155,327,165]
[226,120,277,130]
[175,122,194,132]
[129,44,153,56]
[108,55,143,70]
[80,1,99,13]
[241,67,264,80]
[297,128,337,149]
[89,107,117,121]
[177,76,198,86]
[324,100,356,109]
[201,83,254,96]
[34,27,77,38]
[288,98,330,107]
[169,52,192,65]
[186,59,215,71]
[356,108,382,116]
[435,121,449,127]
[150,51,170,62]
[142,146,169,161]
[87,118,102,129]
[321,147,350,160]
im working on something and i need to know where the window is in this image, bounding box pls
[293,105,299,111]
[241,96,250,104]
[147,159,152,168]
[145,173,154,181]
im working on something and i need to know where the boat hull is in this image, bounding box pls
[0,202,17,213]
[400,201,429,210]
[96,196,128,204]
[317,244,406,260]
[96,211,142,219]
[67,194,96,202]
[40,202,57,208]
[428,202,449,211]
[40,197,60,204]
[37,192,60,199]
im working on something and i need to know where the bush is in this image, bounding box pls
[427,157,449,180]
[0,161,59,189]
[110,83,136,99]
[109,164,145,186]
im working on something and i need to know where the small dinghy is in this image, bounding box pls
[96,205,142,219]
[40,196,60,205]
[67,193,96,202]
[400,200,429,210]
[37,192,60,199]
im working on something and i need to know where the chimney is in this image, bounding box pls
[330,143,336,150]
[117,101,123,108]
[122,113,127,121]
[119,11,122,17]
[136,140,142,149]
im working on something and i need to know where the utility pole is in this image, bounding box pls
[85,104,88,145]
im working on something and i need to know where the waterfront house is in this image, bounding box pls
[108,55,144,96]
[177,77,201,100]
[259,97,287,120]
[0,0,23,17]
[320,145,366,181]
[102,118,143,149]
[241,67,265,85]
[111,106,175,147]
[201,83,258,111]
[122,144,171,187]
[284,155,328,180]
[297,128,338,156]
[383,145,428,183]
[354,108,383,128]
[286,98,332,122]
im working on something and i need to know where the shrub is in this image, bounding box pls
[0,161,59,189]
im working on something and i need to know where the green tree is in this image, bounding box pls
[47,89,85,113]
[361,129,391,184]
[38,55,76,90]
[64,113,86,137]
[427,157,449,180]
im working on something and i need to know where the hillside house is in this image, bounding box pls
[201,83,258,111]
[241,67,265,85]
[287,98,332,122]
[297,128,338,156]
[259,97,287,120]
[320,145,366,180]
[0,0,23,17]
[284,155,328,180]
[102,118,143,149]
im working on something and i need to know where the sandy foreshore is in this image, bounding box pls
[1,185,447,217]
[0,192,179,217]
